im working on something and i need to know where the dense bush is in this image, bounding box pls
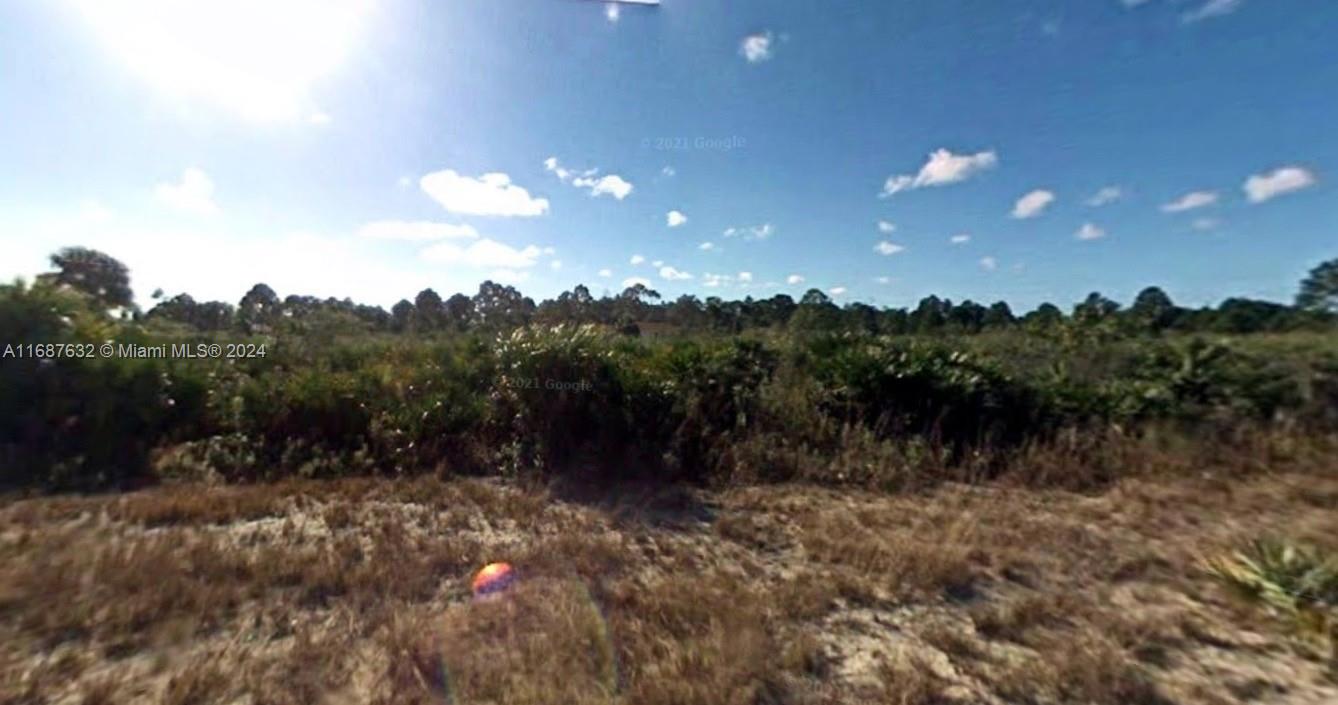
[2,278,1335,491]
[802,335,1053,454]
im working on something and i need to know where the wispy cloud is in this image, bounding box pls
[544,157,634,199]
[874,241,905,256]
[722,223,774,241]
[659,265,693,281]
[881,148,998,197]
[1085,186,1123,207]
[950,234,971,244]
[421,170,549,216]
[877,220,896,233]
[630,254,646,265]
[155,167,218,216]
[597,268,612,278]
[1011,189,1055,219]
[979,256,998,271]
[1075,223,1106,241]
[421,239,546,269]
[1161,190,1218,213]
[699,241,716,251]
[1244,166,1316,203]
[1182,0,1244,24]
[359,220,479,241]
[1191,217,1220,231]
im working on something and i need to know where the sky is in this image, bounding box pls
[1,0,1334,312]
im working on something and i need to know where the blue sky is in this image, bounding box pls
[1,0,1334,311]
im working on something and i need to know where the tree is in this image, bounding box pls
[1073,292,1120,325]
[910,296,950,333]
[391,299,414,332]
[1129,286,1177,332]
[1296,258,1338,313]
[790,289,841,332]
[1022,302,1064,330]
[983,301,1016,329]
[473,281,531,328]
[444,293,473,331]
[238,283,280,330]
[44,247,134,309]
[413,288,444,331]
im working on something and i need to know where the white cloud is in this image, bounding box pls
[1011,189,1056,219]
[578,174,633,200]
[1182,0,1244,24]
[542,246,556,256]
[875,276,892,285]
[1075,223,1106,241]
[1161,190,1218,213]
[722,223,774,241]
[737,271,753,283]
[1191,217,1220,231]
[830,287,847,296]
[1244,166,1316,203]
[739,31,774,63]
[358,220,479,241]
[1085,186,1123,207]
[877,220,896,233]
[622,276,651,289]
[699,242,716,251]
[155,167,218,216]
[598,268,612,278]
[950,234,971,244]
[666,210,688,227]
[659,265,693,281]
[421,238,544,269]
[874,241,905,256]
[702,273,730,288]
[488,268,530,285]
[786,274,805,285]
[1122,0,1153,7]
[545,157,634,200]
[979,256,997,271]
[881,148,998,197]
[630,254,646,265]
[550,260,563,271]
[397,176,412,188]
[605,3,620,22]
[661,166,675,177]
[308,111,331,125]
[421,170,549,217]
[652,260,664,268]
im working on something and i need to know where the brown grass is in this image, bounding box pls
[2,450,1337,704]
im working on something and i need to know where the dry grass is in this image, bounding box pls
[3,451,1338,704]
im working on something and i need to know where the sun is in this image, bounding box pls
[71,0,371,122]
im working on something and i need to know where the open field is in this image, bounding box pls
[4,437,1337,705]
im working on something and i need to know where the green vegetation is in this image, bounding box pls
[1206,539,1338,663]
[3,248,1337,490]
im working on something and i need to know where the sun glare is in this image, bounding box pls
[72,0,370,122]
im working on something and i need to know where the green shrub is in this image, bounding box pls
[803,335,1052,455]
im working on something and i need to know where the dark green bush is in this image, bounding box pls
[802,335,1052,454]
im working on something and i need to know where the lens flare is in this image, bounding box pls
[470,562,516,599]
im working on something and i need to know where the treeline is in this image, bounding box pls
[3,246,1337,492]
[42,247,1337,337]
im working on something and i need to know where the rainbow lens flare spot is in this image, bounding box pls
[471,562,516,598]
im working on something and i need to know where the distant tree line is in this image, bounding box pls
[35,246,1338,337]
